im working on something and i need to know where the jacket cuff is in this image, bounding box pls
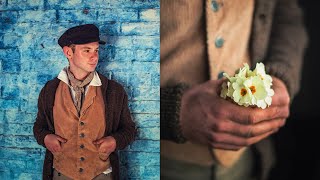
[265,62,297,100]
[160,84,189,143]
[38,130,53,148]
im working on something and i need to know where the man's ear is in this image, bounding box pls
[62,46,74,60]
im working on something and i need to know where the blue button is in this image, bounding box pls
[215,37,224,48]
[211,0,219,12]
[218,71,225,79]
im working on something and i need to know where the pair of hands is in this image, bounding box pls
[44,134,116,156]
[180,76,290,150]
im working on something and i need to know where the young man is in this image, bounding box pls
[33,24,136,180]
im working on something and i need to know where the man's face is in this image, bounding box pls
[68,42,99,77]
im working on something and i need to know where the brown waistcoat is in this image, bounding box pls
[53,82,110,180]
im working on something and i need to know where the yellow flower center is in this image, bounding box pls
[241,88,247,96]
[250,86,256,94]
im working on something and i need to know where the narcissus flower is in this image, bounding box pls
[220,63,274,109]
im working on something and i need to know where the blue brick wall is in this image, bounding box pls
[0,0,159,179]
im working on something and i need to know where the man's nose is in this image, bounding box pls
[91,52,98,60]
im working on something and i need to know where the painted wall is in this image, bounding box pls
[0,0,159,179]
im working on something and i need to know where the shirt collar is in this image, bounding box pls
[57,66,102,87]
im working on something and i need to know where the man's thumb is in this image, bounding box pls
[56,136,67,143]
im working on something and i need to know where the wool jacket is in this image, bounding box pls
[161,0,308,179]
[33,72,137,180]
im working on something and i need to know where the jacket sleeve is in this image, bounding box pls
[264,0,308,98]
[160,84,189,143]
[33,85,53,148]
[110,91,137,150]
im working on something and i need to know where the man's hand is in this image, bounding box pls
[180,77,289,151]
[44,134,67,153]
[93,136,117,160]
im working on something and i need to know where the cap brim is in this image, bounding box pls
[99,40,106,45]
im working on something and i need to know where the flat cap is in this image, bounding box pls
[58,24,106,48]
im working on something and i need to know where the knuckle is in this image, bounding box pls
[212,122,224,132]
[211,133,221,143]
[248,114,256,124]
[213,107,226,120]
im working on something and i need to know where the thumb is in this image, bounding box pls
[93,138,104,145]
[56,135,67,143]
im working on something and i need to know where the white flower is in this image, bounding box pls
[220,62,274,109]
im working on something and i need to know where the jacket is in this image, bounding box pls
[33,72,137,180]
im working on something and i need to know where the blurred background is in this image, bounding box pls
[269,1,320,180]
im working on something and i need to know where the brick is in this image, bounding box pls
[17,10,56,23]
[136,48,159,62]
[46,0,83,9]
[98,9,138,22]
[1,58,21,72]
[0,0,6,9]
[98,45,116,61]
[133,113,159,128]
[0,11,18,33]
[120,151,159,166]
[129,140,159,152]
[140,9,159,21]
[132,86,159,101]
[5,110,35,124]
[37,74,55,85]
[0,147,43,161]
[0,123,3,134]
[14,172,42,180]
[0,49,21,73]
[20,98,38,113]
[83,0,159,9]
[151,73,160,86]
[0,110,4,122]
[0,135,39,148]
[111,72,128,87]
[106,36,134,48]
[99,23,121,36]
[0,170,13,180]
[128,73,152,86]
[129,100,159,114]
[133,36,159,49]
[3,123,34,136]
[137,127,159,140]
[1,86,20,100]
[26,159,43,172]
[131,61,159,73]
[3,34,22,47]
[0,99,19,110]
[123,165,160,179]
[0,159,27,172]
[121,22,159,35]
[114,48,135,61]
[58,9,98,23]
[7,0,43,10]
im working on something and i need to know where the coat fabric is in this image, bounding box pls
[33,72,137,180]
[160,0,308,179]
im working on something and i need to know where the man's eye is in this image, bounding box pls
[84,50,90,53]
[95,50,99,53]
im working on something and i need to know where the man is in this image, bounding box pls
[161,0,308,180]
[33,24,136,180]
